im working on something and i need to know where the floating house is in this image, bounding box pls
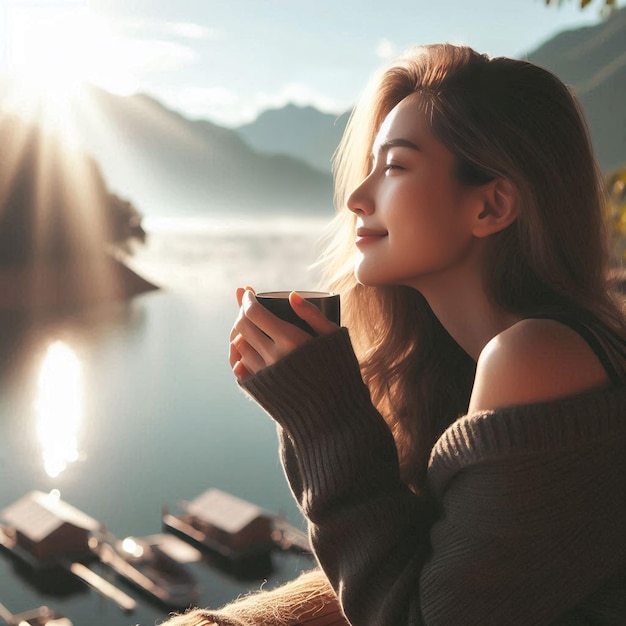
[163,488,274,559]
[1,491,100,562]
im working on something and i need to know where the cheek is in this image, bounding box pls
[390,202,472,263]
[391,204,452,244]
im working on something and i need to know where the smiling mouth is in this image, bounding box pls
[356,229,387,246]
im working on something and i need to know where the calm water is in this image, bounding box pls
[0,215,331,625]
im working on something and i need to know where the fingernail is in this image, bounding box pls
[290,291,304,305]
[245,285,256,294]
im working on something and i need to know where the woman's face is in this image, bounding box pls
[347,94,484,292]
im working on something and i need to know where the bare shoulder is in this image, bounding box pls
[468,317,610,413]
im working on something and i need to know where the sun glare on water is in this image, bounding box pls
[35,341,83,479]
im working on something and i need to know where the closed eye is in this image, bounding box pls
[384,163,404,173]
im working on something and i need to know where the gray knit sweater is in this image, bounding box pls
[239,328,626,625]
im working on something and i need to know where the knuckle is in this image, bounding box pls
[236,340,249,356]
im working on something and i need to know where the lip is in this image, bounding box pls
[356,227,387,246]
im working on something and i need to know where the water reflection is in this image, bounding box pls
[35,341,83,478]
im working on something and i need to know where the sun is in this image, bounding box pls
[8,3,93,92]
[2,2,134,130]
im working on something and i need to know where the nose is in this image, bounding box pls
[346,174,375,216]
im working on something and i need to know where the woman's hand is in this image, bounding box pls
[229,287,338,382]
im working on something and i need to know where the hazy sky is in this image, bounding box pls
[0,0,609,127]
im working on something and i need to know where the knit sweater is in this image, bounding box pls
[237,327,626,626]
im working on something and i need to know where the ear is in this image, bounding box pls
[471,178,518,238]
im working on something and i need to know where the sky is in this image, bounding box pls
[0,0,611,128]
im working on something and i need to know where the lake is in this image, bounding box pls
[0,215,333,625]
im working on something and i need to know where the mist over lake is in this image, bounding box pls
[132,215,332,294]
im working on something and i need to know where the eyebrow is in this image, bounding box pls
[375,138,421,154]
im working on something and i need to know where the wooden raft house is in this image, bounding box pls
[163,488,312,558]
[0,491,137,612]
[1,491,100,563]
[163,488,275,559]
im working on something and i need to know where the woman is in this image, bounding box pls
[171,44,626,625]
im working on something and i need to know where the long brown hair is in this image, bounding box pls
[320,43,623,491]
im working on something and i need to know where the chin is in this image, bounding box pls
[354,272,389,288]
[354,266,376,286]
[354,261,403,288]
[353,260,380,282]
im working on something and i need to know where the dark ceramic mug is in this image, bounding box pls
[256,291,340,335]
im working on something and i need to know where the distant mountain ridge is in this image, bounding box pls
[238,6,626,175]
[527,5,626,172]
[236,104,350,174]
[75,87,334,217]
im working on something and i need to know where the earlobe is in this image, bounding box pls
[472,178,518,238]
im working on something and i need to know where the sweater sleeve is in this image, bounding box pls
[242,329,435,624]
[241,328,626,626]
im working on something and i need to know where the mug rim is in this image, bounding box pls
[256,290,336,299]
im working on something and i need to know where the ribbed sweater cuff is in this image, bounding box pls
[240,328,400,504]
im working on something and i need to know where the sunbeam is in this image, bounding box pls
[0,95,156,308]
[0,114,128,307]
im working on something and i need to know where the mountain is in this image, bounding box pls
[79,87,335,217]
[527,4,626,172]
[0,83,334,218]
[236,7,626,175]
[236,104,349,174]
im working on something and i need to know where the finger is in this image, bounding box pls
[229,336,243,369]
[232,333,266,374]
[240,289,283,343]
[235,286,245,306]
[229,305,247,342]
[289,292,339,336]
[229,286,259,342]
[234,299,277,355]
[229,335,256,379]
[233,360,252,382]
[230,287,247,345]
